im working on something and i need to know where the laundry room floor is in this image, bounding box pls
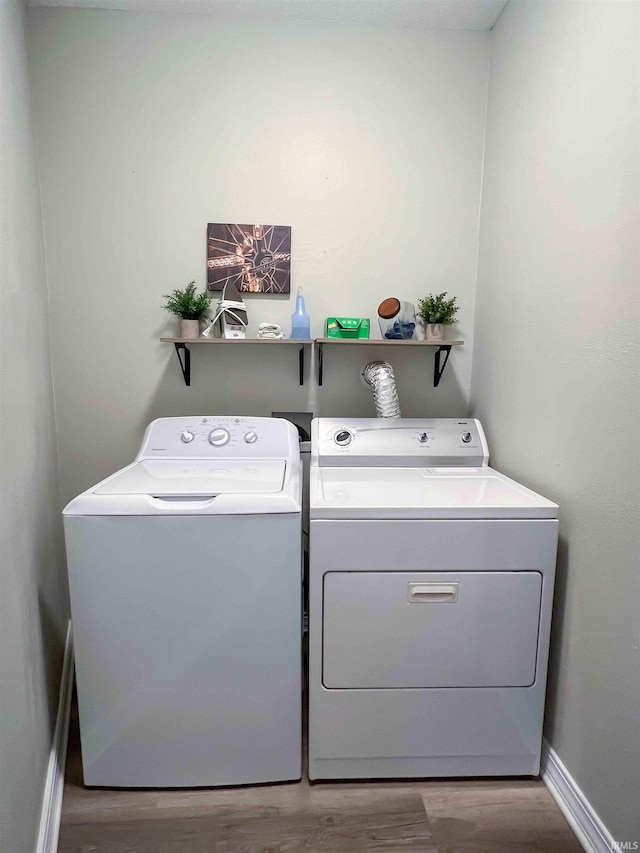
[57,691,583,853]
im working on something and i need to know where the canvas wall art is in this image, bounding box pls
[207,223,292,294]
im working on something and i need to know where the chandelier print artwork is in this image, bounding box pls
[207,223,292,294]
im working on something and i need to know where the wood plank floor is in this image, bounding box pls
[58,693,583,853]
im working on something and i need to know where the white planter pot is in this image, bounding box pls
[180,319,201,340]
[425,323,444,342]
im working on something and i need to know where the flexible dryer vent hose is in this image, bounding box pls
[362,361,402,418]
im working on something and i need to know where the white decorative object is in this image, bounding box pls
[257,323,284,339]
[202,281,248,339]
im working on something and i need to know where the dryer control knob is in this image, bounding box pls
[335,430,353,447]
[208,428,230,446]
[461,432,472,444]
[244,431,258,444]
[180,430,195,443]
[418,432,428,444]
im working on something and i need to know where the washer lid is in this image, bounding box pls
[310,466,558,519]
[94,459,286,496]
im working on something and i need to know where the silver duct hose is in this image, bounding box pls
[362,361,402,418]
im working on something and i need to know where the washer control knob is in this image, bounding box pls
[180,430,195,443]
[461,432,472,444]
[335,429,353,447]
[244,431,258,444]
[418,432,428,444]
[208,428,230,447]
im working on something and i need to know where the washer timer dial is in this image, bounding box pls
[208,428,230,447]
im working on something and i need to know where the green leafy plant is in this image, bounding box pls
[162,281,211,321]
[417,292,459,325]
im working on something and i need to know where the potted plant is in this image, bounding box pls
[162,281,211,340]
[416,292,459,342]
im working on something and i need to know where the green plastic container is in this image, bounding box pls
[325,317,370,339]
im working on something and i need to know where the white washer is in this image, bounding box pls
[64,416,302,788]
[308,417,558,780]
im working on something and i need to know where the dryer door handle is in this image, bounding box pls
[407,582,459,604]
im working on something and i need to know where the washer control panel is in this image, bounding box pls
[313,418,489,467]
[137,416,296,460]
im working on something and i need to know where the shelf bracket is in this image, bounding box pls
[434,345,452,387]
[318,343,324,387]
[174,343,191,386]
[299,346,305,386]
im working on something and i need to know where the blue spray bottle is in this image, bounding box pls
[290,287,311,339]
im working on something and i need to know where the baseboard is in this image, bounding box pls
[541,738,617,853]
[35,620,74,853]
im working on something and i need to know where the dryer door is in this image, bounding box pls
[322,571,542,689]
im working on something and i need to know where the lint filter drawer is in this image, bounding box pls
[322,571,542,689]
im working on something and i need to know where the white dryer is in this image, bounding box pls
[64,416,302,788]
[308,418,558,780]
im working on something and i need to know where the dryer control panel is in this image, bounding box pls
[312,418,489,467]
[136,416,298,460]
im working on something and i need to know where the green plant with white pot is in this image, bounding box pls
[162,281,211,339]
[417,292,459,342]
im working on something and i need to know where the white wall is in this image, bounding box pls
[0,1,69,850]
[26,8,490,502]
[472,1,639,843]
